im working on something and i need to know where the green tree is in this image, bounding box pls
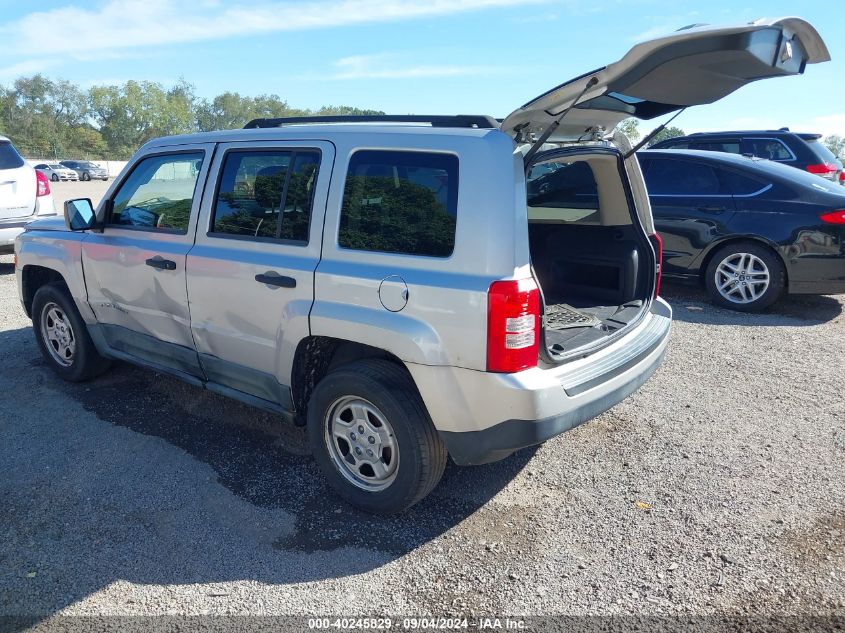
[647,126,685,147]
[616,118,640,142]
[824,134,844,159]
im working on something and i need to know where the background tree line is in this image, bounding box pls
[0,74,383,160]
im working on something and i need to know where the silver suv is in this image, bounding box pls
[14,19,828,513]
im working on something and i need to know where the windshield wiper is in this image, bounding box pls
[523,76,599,167]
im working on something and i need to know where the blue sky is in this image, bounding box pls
[1,0,843,137]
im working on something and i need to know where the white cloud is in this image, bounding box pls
[0,59,52,81]
[324,54,501,80]
[1,0,548,57]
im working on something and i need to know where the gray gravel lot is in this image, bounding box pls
[0,197,843,625]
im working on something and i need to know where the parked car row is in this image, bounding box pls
[33,160,110,182]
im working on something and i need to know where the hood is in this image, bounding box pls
[25,216,67,232]
[502,17,830,143]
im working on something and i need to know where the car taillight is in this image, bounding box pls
[807,163,838,179]
[487,278,540,373]
[839,171,845,185]
[36,170,50,197]
[649,232,663,298]
[820,209,845,225]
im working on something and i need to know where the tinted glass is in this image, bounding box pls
[693,140,741,154]
[339,150,458,257]
[110,152,203,233]
[212,150,319,242]
[746,139,792,161]
[527,160,599,222]
[806,139,840,164]
[0,142,25,169]
[653,140,690,149]
[719,169,767,195]
[643,159,720,195]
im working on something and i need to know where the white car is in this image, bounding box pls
[34,163,79,182]
[1,136,57,254]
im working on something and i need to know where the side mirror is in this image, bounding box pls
[64,198,97,231]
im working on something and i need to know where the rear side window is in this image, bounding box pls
[692,140,741,154]
[212,150,319,242]
[527,160,599,222]
[643,159,721,196]
[110,152,204,233]
[746,139,793,161]
[339,150,458,257]
[0,141,25,169]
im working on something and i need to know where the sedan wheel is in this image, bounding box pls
[50,174,59,182]
[704,242,785,311]
[82,172,91,181]
[714,252,770,305]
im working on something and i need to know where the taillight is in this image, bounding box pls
[649,232,663,298]
[487,278,540,373]
[807,163,838,180]
[36,170,50,197]
[839,171,844,185]
[820,209,845,225]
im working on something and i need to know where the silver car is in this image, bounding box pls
[34,163,79,182]
[59,160,109,181]
[14,19,829,513]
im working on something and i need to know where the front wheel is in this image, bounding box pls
[32,282,110,382]
[50,174,59,182]
[307,359,447,514]
[704,242,785,311]
[82,172,91,181]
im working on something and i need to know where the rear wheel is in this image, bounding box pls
[307,359,447,514]
[32,282,110,382]
[82,172,91,181]
[704,242,785,311]
[50,174,59,182]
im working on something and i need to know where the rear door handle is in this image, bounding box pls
[697,206,726,214]
[145,257,177,270]
[255,273,296,288]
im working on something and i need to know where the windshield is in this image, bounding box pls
[0,141,25,170]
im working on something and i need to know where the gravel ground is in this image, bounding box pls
[0,220,843,627]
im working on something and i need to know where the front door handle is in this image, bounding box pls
[145,257,177,270]
[697,206,726,214]
[255,272,296,288]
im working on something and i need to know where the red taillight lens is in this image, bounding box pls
[820,209,845,225]
[649,232,663,298]
[839,171,844,184]
[36,170,50,197]
[807,163,838,179]
[487,278,540,373]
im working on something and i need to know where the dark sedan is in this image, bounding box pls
[638,149,845,311]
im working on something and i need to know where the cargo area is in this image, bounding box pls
[526,149,654,361]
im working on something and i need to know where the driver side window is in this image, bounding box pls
[110,152,204,233]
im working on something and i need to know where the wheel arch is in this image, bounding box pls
[696,236,789,289]
[21,265,67,318]
[290,336,411,426]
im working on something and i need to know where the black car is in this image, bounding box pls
[638,149,845,311]
[651,129,844,185]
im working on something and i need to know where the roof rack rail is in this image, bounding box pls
[243,114,499,129]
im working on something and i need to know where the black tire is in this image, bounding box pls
[32,282,111,382]
[50,174,59,182]
[307,359,447,514]
[82,172,91,181]
[704,241,785,312]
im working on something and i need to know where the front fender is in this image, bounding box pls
[15,230,92,322]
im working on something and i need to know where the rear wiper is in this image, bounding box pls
[523,76,599,167]
[622,108,686,159]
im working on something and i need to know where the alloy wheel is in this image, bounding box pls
[40,302,76,367]
[324,396,399,492]
[714,252,770,304]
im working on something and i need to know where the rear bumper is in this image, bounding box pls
[409,298,672,465]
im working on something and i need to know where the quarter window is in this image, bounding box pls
[110,152,204,233]
[339,150,458,257]
[746,139,793,161]
[211,150,319,242]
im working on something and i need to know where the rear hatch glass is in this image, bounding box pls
[0,141,25,170]
[807,139,843,167]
